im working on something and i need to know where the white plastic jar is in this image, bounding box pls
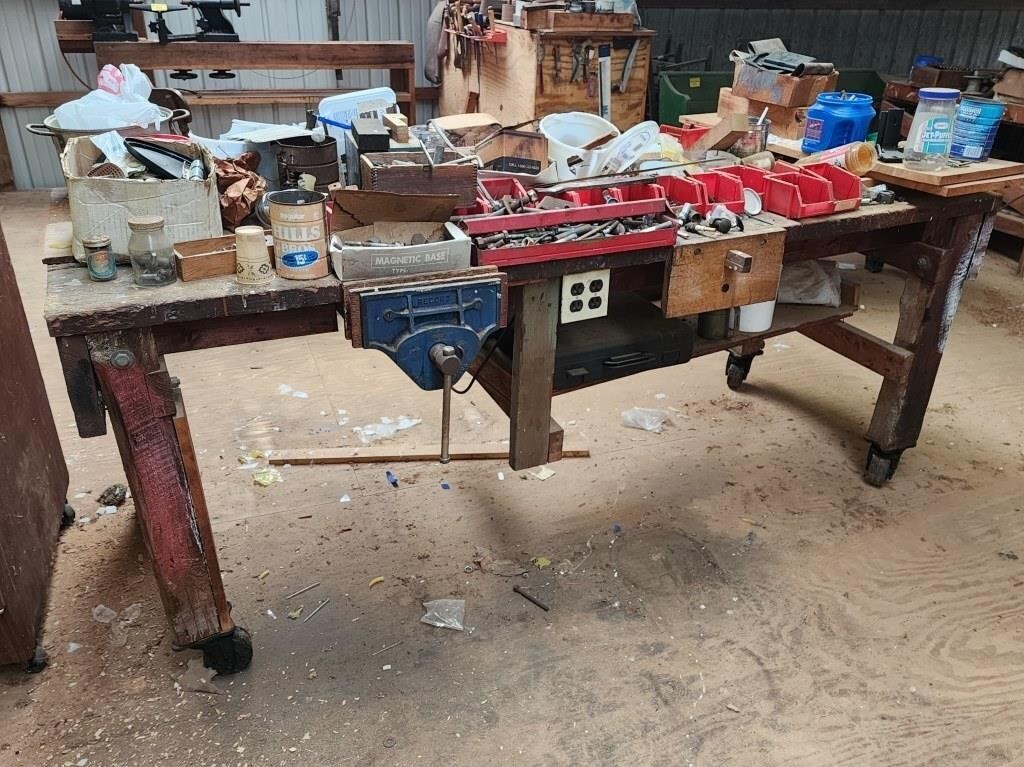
[904,87,959,171]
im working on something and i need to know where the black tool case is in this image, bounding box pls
[497,292,695,390]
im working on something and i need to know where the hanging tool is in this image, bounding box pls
[597,43,612,120]
[584,45,597,99]
[537,39,546,95]
[570,42,585,84]
[552,45,562,85]
[617,39,641,93]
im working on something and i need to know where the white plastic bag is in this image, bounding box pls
[54,64,163,130]
[621,407,671,434]
[420,599,465,631]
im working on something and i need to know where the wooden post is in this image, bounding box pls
[866,212,991,454]
[0,120,15,191]
[509,280,559,470]
[88,328,231,648]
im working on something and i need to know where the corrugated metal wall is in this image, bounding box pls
[2,3,1022,188]
[0,0,437,188]
[640,7,1024,72]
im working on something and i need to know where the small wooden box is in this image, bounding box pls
[731,61,839,108]
[662,230,785,317]
[717,87,810,141]
[174,232,274,282]
[522,9,635,32]
[360,152,479,208]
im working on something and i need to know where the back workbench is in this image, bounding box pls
[43,190,996,670]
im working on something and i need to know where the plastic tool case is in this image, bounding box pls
[497,292,695,390]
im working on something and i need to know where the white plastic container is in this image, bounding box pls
[904,87,958,172]
[318,87,397,139]
[738,300,777,333]
[539,112,620,180]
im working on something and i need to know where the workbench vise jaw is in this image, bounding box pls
[345,272,507,392]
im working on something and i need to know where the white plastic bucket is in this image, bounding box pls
[539,112,620,180]
[738,300,777,333]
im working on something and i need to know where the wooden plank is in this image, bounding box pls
[993,210,1024,239]
[528,10,636,32]
[0,119,14,192]
[0,88,436,109]
[867,157,1024,188]
[45,265,341,338]
[153,305,339,356]
[94,41,415,70]
[688,112,750,154]
[171,388,233,633]
[0,222,67,664]
[663,230,785,317]
[691,303,857,358]
[88,329,226,647]
[509,280,559,470]
[718,87,810,140]
[800,321,914,382]
[56,335,107,438]
[883,172,1024,198]
[269,444,590,465]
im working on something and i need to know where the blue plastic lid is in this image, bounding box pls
[914,55,944,68]
[816,91,873,104]
[919,87,960,100]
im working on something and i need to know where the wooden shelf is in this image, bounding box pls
[692,303,856,358]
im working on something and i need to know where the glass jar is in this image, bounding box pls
[904,87,959,172]
[83,234,117,281]
[127,215,177,287]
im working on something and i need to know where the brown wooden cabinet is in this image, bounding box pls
[0,222,68,666]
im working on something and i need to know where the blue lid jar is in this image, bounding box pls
[918,87,960,101]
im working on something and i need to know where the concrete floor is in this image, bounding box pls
[2,190,1024,767]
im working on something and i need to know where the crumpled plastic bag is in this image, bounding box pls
[353,416,422,445]
[213,151,266,228]
[777,261,841,307]
[420,599,465,631]
[621,407,672,434]
[54,64,164,130]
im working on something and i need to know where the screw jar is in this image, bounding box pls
[904,87,959,171]
[127,215,177,287]
[83,234,117,281]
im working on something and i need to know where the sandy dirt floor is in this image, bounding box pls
[1,190,1023,767]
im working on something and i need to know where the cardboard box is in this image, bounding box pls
[62,137,222,261]
[731,60,839,107]
[330,222,471,281]
[995,68,1024,102]
[477,129,549,175]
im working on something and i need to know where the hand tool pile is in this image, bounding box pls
[474,215,674,250]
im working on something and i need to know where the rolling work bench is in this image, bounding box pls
[43,188,998,671]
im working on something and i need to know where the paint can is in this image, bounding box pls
[266,190,329,280]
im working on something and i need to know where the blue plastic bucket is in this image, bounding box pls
[801,92,876,153]
[949,97,1005,162]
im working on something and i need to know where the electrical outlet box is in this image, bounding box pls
[560,269,611,324]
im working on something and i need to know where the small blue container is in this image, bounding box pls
[950,96,1006,162]
[801,92,876,153]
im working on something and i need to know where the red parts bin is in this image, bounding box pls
[660,123,711,149]
[763,170,836,219]
[713,165,772,196]
[686,171,745,215]
[802,162,862,213]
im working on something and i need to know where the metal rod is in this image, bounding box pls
[285,581,321,600]
[371,640,404,657]
[302,598,330,623]
[440,373,453,464]
[513,585,550,612]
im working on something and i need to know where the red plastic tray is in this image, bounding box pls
[660,123,711,149]
[714,164,771,196]
[475,216,678,267]
[802,162,862,213]
[763,170,836,219]
[658,174,710,210]
[689,170,746,215]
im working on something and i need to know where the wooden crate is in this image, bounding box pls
[731,61,838,108]
[521,9,635,32]
[717,87,809,141]
[360,152,479,208]
[439,26,653,133]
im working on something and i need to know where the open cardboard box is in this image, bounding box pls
[329,189,470,281]
[61,137,222,261]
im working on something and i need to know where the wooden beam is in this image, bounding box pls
[56,335,107,438]
[152,305,339,356]
[0,119,13,192]
[509,280,559,470]
[269,444,590,466]
[95,41,415,71]
[800,321,914,383]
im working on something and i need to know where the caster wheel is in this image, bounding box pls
[864,446,902,487]
[26,645,48,674]
[726,363,746,390]
[61,502,76,529]
[864,255,884,274]
[200,626,253,675]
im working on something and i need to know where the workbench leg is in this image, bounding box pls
[88,329,251,673]
[509,280,559,471]
[863,212,991,486]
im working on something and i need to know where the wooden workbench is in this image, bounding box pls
[43,189,997,669]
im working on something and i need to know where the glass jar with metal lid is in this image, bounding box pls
[127,215,177,287]
[83,234,117,282]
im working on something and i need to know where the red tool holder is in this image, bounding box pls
[762,163,862,219]
[463,179,677,266]
[713,164,772,196]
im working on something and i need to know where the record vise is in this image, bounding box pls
[342,268,508,462]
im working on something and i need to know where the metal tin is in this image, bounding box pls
[266,190,329,280]
[275,136,340,192]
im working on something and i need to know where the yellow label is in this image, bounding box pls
[151,3,168,10]
[689,77,701,88]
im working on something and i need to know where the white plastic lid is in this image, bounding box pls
[919,87,960,100]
